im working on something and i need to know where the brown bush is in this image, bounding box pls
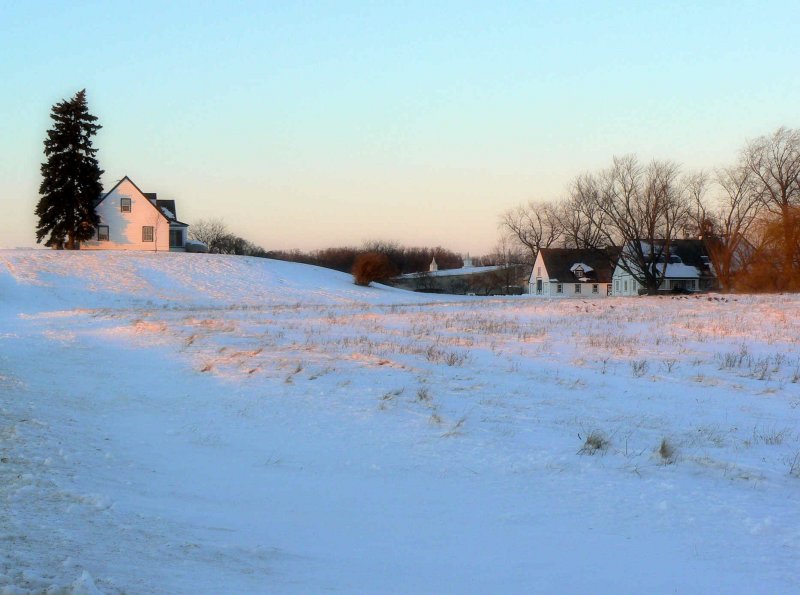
[735,208,800,292]
[352,252,399,286]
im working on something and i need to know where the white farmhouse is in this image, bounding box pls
[529,248,615,297]
[82,176,189,252]
[612,239,717,296]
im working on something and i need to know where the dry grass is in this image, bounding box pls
[658,438,676,464]
[578,430,609,455]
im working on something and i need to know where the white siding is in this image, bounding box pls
[529,252,548,296]
[548,281,610,298]
[83,179,170,252]
[530,251,610,298]
[612,265,641,296]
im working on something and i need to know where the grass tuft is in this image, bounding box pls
[658,438,676,464]
[578,430,609,455]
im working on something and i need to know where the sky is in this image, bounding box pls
[1,1,799,254]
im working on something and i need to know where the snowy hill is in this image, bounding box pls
[1,250,799,593]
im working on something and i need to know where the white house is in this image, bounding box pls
[82,176,189,252]
[611,239,717,296]
[529,248,615,298]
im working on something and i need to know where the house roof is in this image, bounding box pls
[156,199,176,219]
[669,239,714,273]
[95,176,189,227]
[155,199,188,226]
[538,248,618,283]
[619,239,714,279]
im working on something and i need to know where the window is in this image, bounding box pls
[120,198,131,212]
[556,284,563,294]
[169,229,184,247]
[592,284,599,294]
[142,226,154,242]
[574,266,584,278]
[624,280,628,292]
[97,225,109,241]
[575,284,581,294]
[537,266,542,277]
[615,280,620,293]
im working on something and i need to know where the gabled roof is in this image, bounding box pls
[538,248,618,283]
[95,175,188,226]
[618,239,714,279]
[156,199,176,219]
[669,239,714,273]
[155,199,188,226]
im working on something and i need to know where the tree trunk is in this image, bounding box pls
[783,206,795,282]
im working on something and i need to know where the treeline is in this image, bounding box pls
[265,241,464,275]
[188,219,269,257]
[188,220,466,275]
[500,126,800,293]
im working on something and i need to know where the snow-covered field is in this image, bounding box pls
[1,250,799,594]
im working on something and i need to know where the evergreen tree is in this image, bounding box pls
[35,89,103,249]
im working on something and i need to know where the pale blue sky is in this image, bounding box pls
[2,1,798,253]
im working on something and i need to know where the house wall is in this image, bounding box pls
[612,265,701,296]
[529,253,609,297]
[528,253,548,295]
[82,179,170,252]
[545,281,610,298]
[612,267,642,296]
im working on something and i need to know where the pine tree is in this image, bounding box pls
[35,89,104,249]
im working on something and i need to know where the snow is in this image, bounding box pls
[399,265,503,278]
[1,250,799,593]
[569,262,593,273]
[660,262,701,278]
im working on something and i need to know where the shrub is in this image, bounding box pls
[658,438,676,464]
[579,430,609,455]
[352,252,398,286]
[630,359,648,378]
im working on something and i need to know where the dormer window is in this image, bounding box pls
[121,198,131,212]
[573,266,584,278]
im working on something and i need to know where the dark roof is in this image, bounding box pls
[143,192,158,203]
[618,239,716,279]
[156,199,177,219]
[669,239,711,268]
[156,200,189,226]
[669,239,715,276]
[539,248,618,283]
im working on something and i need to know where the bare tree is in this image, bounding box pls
[150,207,167,253]
[499,200,562,263]
[683,170,710,238]
[700,165,762,290]
[486,234,526,294]
[744,127,800,278]
[558,173,606,249]
[188,218,229,253]
[578,155,690,294]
